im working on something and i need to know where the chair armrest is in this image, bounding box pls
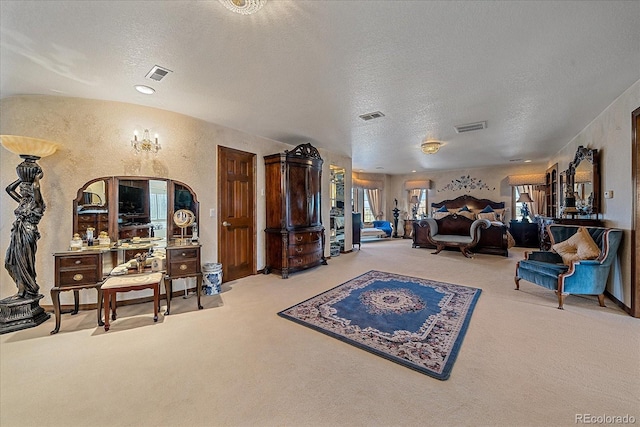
[526,251,563,263]
[470,219,491,238]
[574,259,602,265]
[422,218,438,236]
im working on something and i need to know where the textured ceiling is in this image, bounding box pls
[1,1,639,174]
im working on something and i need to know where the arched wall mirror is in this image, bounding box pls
[73,177,199,243]
[562,146,600,216]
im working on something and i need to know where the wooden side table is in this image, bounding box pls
[51,251,105,334]
[164,243,202,315]
[403,220,414,239]
[509,221,539,248]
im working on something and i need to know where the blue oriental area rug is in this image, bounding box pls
[278,270,481,380]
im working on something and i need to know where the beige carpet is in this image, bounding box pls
[1,239,638,427]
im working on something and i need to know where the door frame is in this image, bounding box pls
[631,106,639,317]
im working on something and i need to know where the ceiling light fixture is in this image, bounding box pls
[134,85,155,95]
[219,0,266,15]
[421,141,442,155]
[132,129,161,154]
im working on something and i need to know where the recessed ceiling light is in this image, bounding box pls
[134,85,155,95]
[524,159,532,163]
[411,170,417,173]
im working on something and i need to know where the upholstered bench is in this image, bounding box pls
[100,272,163,331]
[417,216,491,258]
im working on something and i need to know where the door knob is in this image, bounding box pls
[222,221,231,227]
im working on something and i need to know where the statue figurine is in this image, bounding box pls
[4,158,45,299]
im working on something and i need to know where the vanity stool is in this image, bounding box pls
[99,272,163,331]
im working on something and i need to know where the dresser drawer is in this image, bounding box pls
[58,268,101,287]
[57,254,100,269]
[288,240,322,256]
[168,260,198,277]
[167,248,199,261]
[290,231,322,245]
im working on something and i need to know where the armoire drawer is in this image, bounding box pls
[289,231,322,245]
[288,250,323,268]
[288,241,322,256]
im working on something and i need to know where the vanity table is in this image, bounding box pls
[51,240,202,333]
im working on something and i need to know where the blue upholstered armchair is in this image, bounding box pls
[372,220,393,237]
[515,225,623,309]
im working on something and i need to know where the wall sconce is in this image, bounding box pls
[131,129,161,154]
[516,192,533,222]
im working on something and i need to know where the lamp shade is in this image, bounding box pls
[410,195,419,203]
[516,192,533,203]
[0,135,60,158]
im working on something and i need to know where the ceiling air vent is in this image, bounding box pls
[145,65,173,82]
[359,111,385,121]
[454,121,487,133]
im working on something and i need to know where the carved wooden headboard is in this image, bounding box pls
[431,195,505,211]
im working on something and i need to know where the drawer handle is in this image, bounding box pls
[75,260,81,265]
[180,264,188,271]
[296,247,303,253]
[73,273,84,281]
[181,253,186,257]
[294,258,303,265]
[295,236,303,242]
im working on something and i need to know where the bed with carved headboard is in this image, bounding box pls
[413,195,514,256]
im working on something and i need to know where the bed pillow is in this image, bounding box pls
[480,205,495,213]
[433,211,451,220]
[436,205,448,212]
[551,227,601,266]
[456,206,475,219]
[477,212,498,221]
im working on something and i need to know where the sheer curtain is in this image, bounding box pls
[366,189,382,220]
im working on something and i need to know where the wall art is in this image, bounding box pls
[437,175,495,192]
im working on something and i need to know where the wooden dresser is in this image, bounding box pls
[264,143,326,278]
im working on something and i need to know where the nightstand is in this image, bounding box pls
[509,221,539,248]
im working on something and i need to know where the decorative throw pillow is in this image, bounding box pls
[456,210,475,220]
[477,212,497,221]
[458,205,471,212]
[480,205,494,213]
[436,205,448,212]
[433,211,451,220]
[551,227,601,266]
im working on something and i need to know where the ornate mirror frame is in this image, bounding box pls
[563,146,600,215]
[73,176,199,242]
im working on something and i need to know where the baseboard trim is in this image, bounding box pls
[604,290,632,316]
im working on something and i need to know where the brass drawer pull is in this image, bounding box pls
[181,253,186,257]
[73,274,84,281]
[180,264,188,271]
[295,236,303,242]
[296,247,303,253]
[75,260,81,265]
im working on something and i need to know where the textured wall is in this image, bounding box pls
[0,95,297,304]
[548,80,640,306]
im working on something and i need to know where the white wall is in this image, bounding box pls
[0,95,347,304]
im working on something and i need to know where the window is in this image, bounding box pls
[418,191,428,218]
[363,192,375,222]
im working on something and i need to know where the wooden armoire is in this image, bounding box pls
[264,143,326,278]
